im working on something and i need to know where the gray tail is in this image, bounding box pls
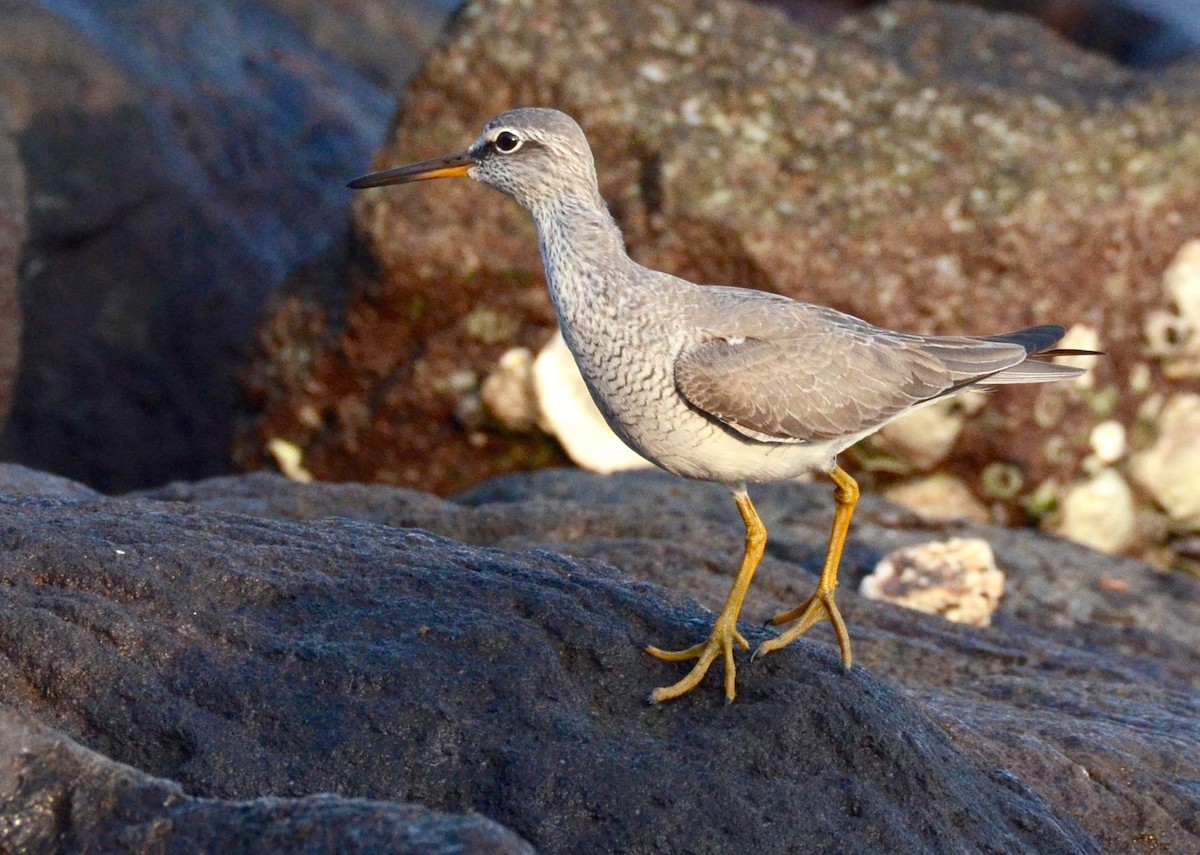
[978,324,1096,385]
[982,324,1066,354]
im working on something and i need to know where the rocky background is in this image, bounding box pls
[0,0,1199,852]
[236,0,1200,573]
[0,0,1194,567]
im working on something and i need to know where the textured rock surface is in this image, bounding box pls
[0,0,442,491]
[2,464,1197,852]
[241,0,1200,506]
[0,709,534,854]
[0,112,24,431]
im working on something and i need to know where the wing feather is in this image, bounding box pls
[672,294,1065,443]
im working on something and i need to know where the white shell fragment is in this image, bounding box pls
[1054,468,1137,554]
[533,331,654,473]
[1145,240,1200,379]
[861,537,1004,627]
[1165,239,1200,329]
[266,438,314,483]
[1052,323,1100,389]
[1131,393,1200,531]
[481,347,538,432]
[1088,420,1127,465]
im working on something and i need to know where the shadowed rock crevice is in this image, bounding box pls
[0,114,24,431]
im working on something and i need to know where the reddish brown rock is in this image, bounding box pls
[241,0,1200,502]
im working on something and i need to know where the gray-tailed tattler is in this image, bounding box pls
[350,108,1089,704]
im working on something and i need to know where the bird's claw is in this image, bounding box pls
[646,622,749,703]
[752,587,852,672]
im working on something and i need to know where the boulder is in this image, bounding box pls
[0,0,442,491]
[3,463,1198,851]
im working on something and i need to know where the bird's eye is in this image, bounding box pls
[494,131,523,153]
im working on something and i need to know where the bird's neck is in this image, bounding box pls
[529,191,636,320]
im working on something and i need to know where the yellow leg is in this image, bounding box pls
[753,465,857,672]
[646,488,765,703]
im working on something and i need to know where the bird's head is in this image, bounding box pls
[348,107,598,211]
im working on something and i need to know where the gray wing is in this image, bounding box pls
[674,293,1048,444]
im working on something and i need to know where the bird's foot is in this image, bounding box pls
[645,620,750,703]
[753,586,852,672]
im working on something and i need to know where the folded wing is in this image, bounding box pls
[674,297,1081,444]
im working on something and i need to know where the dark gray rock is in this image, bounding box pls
[0,708,534,854]
[0,111,24,431]
[0,0,446,492]
[0,463,1116,853]
[144,466,1200,854]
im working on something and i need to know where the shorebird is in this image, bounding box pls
[350,108,1087,704]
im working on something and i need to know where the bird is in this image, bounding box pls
[349,108,1089,704]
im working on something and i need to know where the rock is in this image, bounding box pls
[882,473,990,522]
[1088,419,1127,465]
[0,0,440,491]
[1131,393,1200,531]
[1147,239,1200,379]
[482,346,538,432]
[1165,239,1200,332]
[3,463,1196,851]
[1052,323,1102,391]
[1052,468,1137,554]
[867,397,965,472]
[0,465,1093,854]
[0,462,100,501]
[861,537,1004,627]
[533,332,653,473]
[261,0,451,94]
[244,0,1200,497]
[0,709,534,854]
[0,114,23,431]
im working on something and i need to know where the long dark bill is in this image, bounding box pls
[347,149,476,189]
